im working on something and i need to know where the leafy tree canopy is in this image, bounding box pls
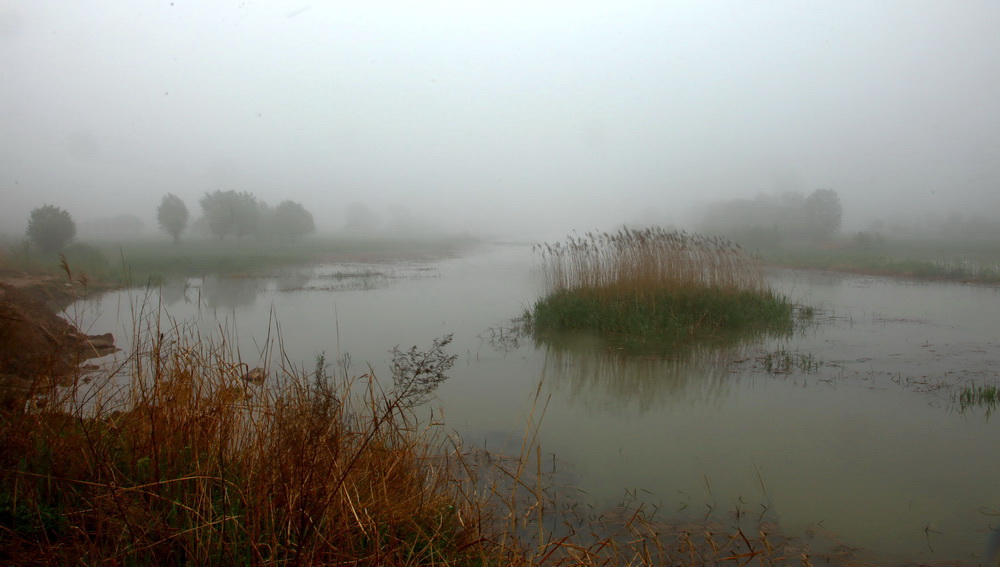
[157,193,190,243]
[199,190,260,241]
[271,200,315,242]
[26,204,76,253]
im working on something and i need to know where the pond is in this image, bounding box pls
[71,243,1000,564]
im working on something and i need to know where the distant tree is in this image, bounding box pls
[271,200,315,242]
[157,193,189,243]
[199,190,260,242]
[698,189,844,247]
[26,204,76,253]
[803,189,843,241]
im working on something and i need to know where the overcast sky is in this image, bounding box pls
[2,1,999,238]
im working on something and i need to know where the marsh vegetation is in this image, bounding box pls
[955,382,1000,417]
[0,298,824,565]
[530,228,795,342]
[0,313,490,564]
[4,242,1000,565]
[760,238,1000,283]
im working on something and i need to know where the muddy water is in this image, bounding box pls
[74,244,1000,564]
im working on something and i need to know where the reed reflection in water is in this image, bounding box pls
[535,332,761,415]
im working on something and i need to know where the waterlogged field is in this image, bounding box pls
[72,244,1000,564]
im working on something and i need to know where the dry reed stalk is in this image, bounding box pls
[535,228,768,298]
[0,307,492,565]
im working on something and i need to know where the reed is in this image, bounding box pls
[956,382,1000,416]
[0,311,492,565]
[531,228,794,339]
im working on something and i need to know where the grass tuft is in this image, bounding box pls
[955,382,1000,417]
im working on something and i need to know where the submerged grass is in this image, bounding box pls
[955,382,1000,417]
[755,348,824,375]
[531,228,795,341]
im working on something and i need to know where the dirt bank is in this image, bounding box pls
[0,271,117,411]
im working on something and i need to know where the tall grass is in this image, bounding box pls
[531,228,794,339]
[0,309,494,565]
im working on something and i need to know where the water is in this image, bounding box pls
[72,244,1000,564]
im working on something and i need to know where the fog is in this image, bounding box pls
[2,1,999,240]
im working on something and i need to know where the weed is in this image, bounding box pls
[390,334,458,407]
[756,348,823,374]
[955,382,1000,417]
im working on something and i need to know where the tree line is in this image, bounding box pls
[20,191,315,254]
[158,191,315,243]
[697,188,842,247]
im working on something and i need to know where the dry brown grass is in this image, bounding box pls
[535,228,769,299]
[0,309,495,565]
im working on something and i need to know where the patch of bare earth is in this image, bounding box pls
[0,273,117,412]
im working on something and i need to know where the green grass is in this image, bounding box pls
[1,234,480,287]
[530,228,797,342]
[759,237,1000,283]
[532,286,793,337]
[955,382,1000,416]
[106,234,479,282]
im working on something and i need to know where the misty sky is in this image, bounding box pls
[2,1,999,238]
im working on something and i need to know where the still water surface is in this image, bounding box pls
[74,244,1000,564]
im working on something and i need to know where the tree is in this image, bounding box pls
[199,190,260,242]
[271,200,315,242]
[803,189,843,241]
[157,193,189,243]
[26,204,76,253]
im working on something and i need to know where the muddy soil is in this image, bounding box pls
[0,271,117,411]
